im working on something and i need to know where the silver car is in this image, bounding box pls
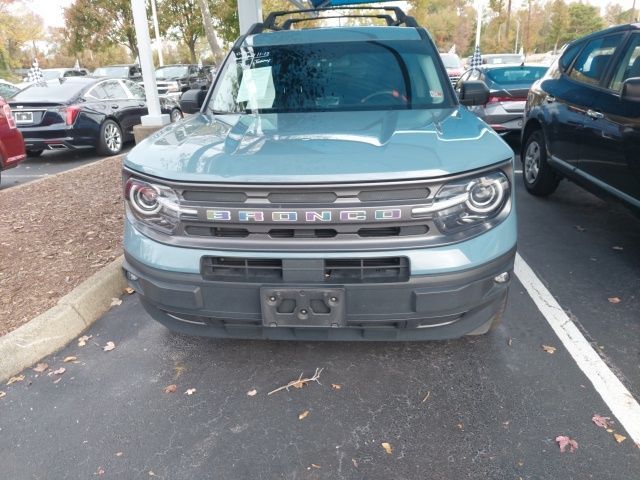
[455,64,548,136]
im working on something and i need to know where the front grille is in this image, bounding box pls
[125,160,512,252]
[201,256,409,284]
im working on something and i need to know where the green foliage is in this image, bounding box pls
[64,0,138,59]
[566,3,604,40]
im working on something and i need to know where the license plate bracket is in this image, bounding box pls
[261,287,345,328]
[14,111,33,124]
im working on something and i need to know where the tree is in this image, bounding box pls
[548,0,570,52]
[198,0,222,58]
[567,3,604,40]
[158,0,203,63]
[64,0,138,59]
[409,0,476,55]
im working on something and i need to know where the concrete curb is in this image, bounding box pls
[0,256,126,382]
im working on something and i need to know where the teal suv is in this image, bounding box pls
[122,6,517,340]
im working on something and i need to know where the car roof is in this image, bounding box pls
[246,26,421,47]
[567,23,640,46]
[478,63,546,69]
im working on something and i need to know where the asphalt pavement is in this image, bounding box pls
[0,145,132,190]
[1,143,639,479]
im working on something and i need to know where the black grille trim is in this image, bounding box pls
[201,256,410,284]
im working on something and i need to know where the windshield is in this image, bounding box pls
[485,66,548,85]
[94,66,129,77]
[10,79,87,103]
[440,54,461,69]
[156,66,189,79]
[41,70,63,81]
[208,40,452,114]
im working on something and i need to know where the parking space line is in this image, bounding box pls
[514,253,640,443]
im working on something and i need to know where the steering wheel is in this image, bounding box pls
[360,90,407,104]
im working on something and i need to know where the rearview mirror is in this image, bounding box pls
[621,77,640,102]
[180,88,207,114]
[458,80,490,106]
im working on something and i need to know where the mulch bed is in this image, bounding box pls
[0,156,124,336]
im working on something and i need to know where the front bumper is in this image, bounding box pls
[122,245,516,341]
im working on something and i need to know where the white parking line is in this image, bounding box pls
[514,253,640,444]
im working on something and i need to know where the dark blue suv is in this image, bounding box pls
[521,24,640,215]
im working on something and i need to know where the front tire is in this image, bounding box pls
[97,119,123,156]
[522,129,559,196]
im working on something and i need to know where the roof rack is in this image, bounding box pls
[249,6,419,35]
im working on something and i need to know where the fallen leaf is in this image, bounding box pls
[331,384,342,390]
[508,337,513,347]
[96,467,105,476]
[556,435,578,453]
[33,363,48,373]
[457,422,464,430]
[381,442,393,455]
[163,384,177,394]
[352,458,358,468]
[6,375,25,385]
[148,472,156,477]
[110,298,122,307]
[53,367,66,375]
[310,464,321,469]
[612,246,623,251]
[613,433,626,444]
[63,356,77,363]
[53,377,62,384]
[542,345,557,354]
[591,414,612,429]
[502,421,510,428]
[77,335,92,347]
[0,391,6,399]
[606,428,614,433]
[247,389,257,397]
[298,410,309,421]
[184,388,196,395]
[115,452,124,457]
[608,297,621,304]
[103,341,116,352]
[124,287,135,294]
[574,225,586,232]
[422,391,431,403]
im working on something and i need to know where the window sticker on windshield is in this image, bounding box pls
[236,66,275,109]
[430,90,443,98]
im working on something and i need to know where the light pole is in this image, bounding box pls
[238,0,263,34]
[131,0,168,127]
[150,0,163,67]
[514,19,520,54]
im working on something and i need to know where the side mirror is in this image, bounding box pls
[621,77,640,102]
[180,88,206,114]
[458,80,490,106]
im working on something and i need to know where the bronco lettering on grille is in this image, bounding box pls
[205,208,403,223]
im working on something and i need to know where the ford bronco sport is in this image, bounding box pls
[121,6,517,340]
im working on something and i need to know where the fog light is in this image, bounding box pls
[494,272,510,284]
[126,271,139,281]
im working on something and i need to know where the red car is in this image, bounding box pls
[0,96,26,183]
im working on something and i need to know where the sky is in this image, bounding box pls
[23,0,638,30]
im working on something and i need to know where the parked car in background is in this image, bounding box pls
[19,67,89,89]
[93,64,142,82]
[521,24,640,216]
[0,96,26,183]
[456,64,548,136]
[150,64,210,99]
[0,80,19,99]
[440,52,464,85]
[9,77,182,157]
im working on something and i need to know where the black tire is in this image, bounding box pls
[26,149,44,158]
[466,292,508,336]
[170,108,183,123]
[97,119,123,156]
[522,129,560,196]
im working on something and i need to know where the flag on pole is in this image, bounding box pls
[27,59,45,85]
[470,44,482,68]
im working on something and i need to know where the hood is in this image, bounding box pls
[125,108,512,184]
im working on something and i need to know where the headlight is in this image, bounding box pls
[165,81,181,93]
[124,178,196,234]
[412,170,510,235]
